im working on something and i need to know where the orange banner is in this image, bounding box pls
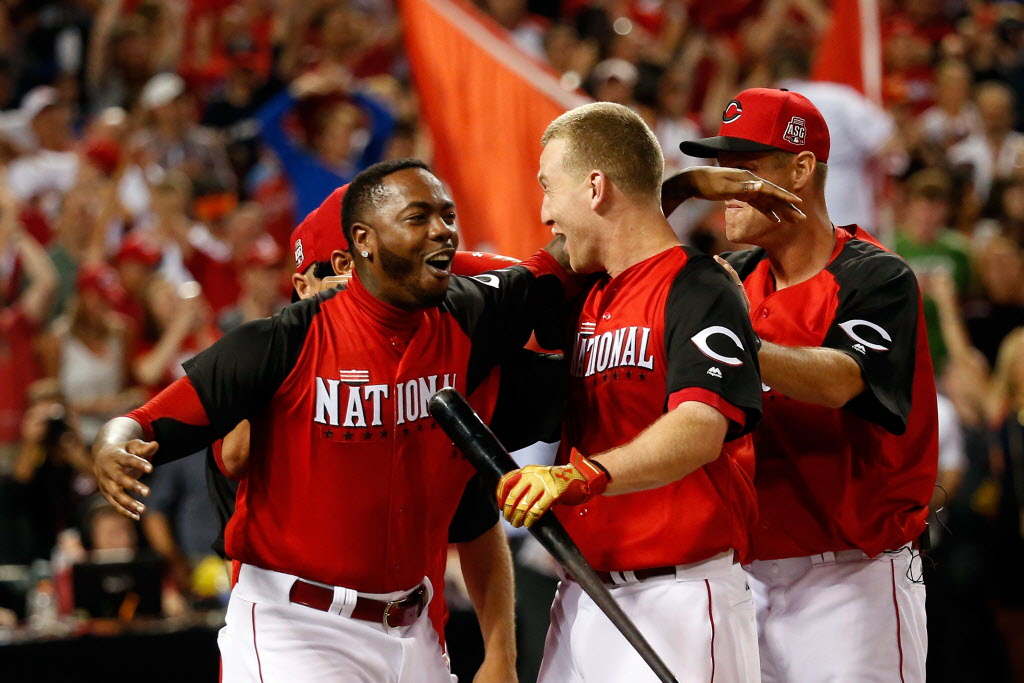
[399,0,588,258]
[812,0,882,103]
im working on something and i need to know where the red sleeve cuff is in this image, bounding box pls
[124,412,155,442]
[124,376,209,445]
[667,387,746,432]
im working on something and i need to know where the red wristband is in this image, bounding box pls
[569,449,610,497]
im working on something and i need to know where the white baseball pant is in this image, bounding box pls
[538,550,761,683]
[219,565,454,682]
[745,545,927,683]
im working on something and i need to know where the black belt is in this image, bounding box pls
[288,580,426,628]
[597,565,678,585]
[573,552,740,587]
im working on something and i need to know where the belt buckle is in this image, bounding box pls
[383,598,402,629]
[383,586,424,628]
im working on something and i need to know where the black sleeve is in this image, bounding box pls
[443,257,567,394]
[823,251,921,434]
[664,252,763,438]
[490,349,568,451]
[182,293,327,434]
[447,473,499,543]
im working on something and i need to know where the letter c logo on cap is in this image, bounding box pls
[723,100,743,124]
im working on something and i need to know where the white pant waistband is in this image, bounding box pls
[234,564,433,619]
[746,543,915,573]
[564,549,739,586]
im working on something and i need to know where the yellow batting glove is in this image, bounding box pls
[496,450,611,528]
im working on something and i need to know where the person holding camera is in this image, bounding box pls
[6,380,95,563]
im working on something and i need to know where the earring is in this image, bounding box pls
[361,250,370,258]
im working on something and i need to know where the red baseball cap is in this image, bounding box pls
[680,88,830,163]
[291,184,349,274]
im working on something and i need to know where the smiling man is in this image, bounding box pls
[92,158,573,682]
[495,102,802,683]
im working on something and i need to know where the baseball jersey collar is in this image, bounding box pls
[348,271,425,336]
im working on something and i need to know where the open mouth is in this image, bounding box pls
[424,249,455,276]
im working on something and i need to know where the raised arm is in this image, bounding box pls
[7,225,58,324]
[351,90,396,170]
[661,165,805,222]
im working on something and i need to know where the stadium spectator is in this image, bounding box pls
[256,65,395,218]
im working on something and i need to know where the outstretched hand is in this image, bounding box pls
[662,166,805,223]
[94,439,157,520]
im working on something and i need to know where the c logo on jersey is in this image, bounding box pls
[837,319,891,352]
[470,273,500,289]
[691,326,745,366]
[722,100,743,124]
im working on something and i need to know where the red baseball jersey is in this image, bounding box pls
[725,226,939,561]
[127,251,568,593]
[556,247,763,570]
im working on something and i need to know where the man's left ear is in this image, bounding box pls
[791,152,816,192]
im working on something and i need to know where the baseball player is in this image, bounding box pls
[213,183,565,666]
[496,102,804,683]
[676,88,939,682]
[93,158,575,682]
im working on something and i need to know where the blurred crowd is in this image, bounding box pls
[0,0,1023,680]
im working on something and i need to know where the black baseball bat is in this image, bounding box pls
[428,387,679,683]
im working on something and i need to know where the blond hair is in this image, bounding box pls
[542,102,664,202]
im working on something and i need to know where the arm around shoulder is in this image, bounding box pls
[758,341,866,409]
